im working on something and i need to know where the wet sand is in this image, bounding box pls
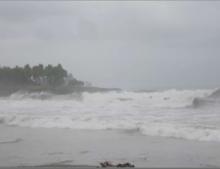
[0,125,220,168]
[0,167,99,169]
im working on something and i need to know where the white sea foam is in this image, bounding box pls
[0,88,220,142]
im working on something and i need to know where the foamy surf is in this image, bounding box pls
[0,88,220,142]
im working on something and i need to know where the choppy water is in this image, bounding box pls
[0,88,220,142]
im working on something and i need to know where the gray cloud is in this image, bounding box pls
[0,1,220,89]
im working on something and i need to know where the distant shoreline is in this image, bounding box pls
[0,84,121,96]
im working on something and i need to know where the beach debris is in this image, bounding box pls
[100,161,135,168]
[100,161,114,167]
[116,162,135,168]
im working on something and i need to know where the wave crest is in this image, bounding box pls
[0,88,220,142]
[190,88,220,108]
[0,115,220,142]
[9,91,54,100]
[7,91,83,101]
[1,88,217,109]
[208,88,220,98]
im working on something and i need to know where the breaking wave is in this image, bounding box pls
[3,88,216,108]
[191,88,220,108]
[208,88,220,98]
[0,88,220,142]
[7,91,83,101]
[0,114,220,142]
[9,91,54,100]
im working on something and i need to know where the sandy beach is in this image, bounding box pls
[0,125,219,168]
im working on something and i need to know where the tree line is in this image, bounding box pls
[0,64,84,87]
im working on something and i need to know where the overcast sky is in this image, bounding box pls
[0,1,220,90]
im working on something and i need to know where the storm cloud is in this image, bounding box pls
[0,1,220,89]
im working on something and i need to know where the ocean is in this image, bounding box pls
[0,88,220,142]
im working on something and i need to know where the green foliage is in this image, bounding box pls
[0,64,82,87]
[24,64,32,80]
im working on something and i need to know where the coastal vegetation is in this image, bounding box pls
[0,64,85,95]
[0,64,84,87]
[0,64,120,96]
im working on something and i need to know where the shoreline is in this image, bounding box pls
[0,85,121,97]
[0,125,220,168]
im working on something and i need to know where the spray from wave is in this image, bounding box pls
[4,88,215,108]
[0,88,220,142]
[7,90,83,101]
[191,88,220,108]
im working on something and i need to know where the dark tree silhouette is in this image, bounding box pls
[0,64,84,87]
